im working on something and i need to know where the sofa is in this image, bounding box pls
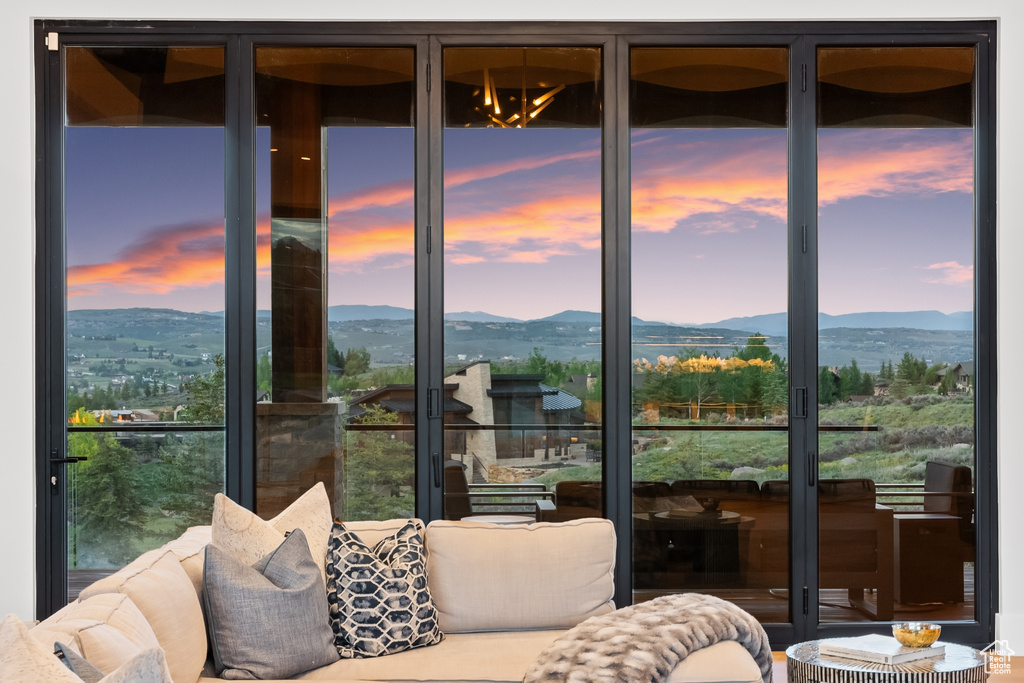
[5,501,766,683]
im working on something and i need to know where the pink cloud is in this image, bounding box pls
[923,260,973,285]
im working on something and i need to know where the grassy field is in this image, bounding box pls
[535,395,974,489]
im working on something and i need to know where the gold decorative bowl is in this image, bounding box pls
[892,622,941,647]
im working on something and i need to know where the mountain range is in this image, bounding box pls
[318,305,971,333]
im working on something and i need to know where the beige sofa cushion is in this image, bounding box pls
[668,640,762,683]
[32,593,163,676]
[158,525,212,598]
[80,549,206,683]
[2,614,172,683]
[284,632,760,683]
[425,518,615,633]
[211,483,333,586]
[297,630,566,682]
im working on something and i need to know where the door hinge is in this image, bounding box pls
[801,224,807,253]
[426,63,431,92]
[426,224,432,254]
[803,586,809,615]
[801,64,807,92]
[46,32,59,51]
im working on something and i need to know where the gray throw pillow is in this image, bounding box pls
[326,520,443,658]
[204,528,340,680]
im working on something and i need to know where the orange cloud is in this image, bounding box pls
[819,133,973,207]
[67,221,224,298]
[72,131,973,298]
[923,260,973,285]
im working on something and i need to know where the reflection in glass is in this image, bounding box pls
[255,48,416,520]
[630,47,790,621]
[816,46,976,622]
[63,46,227,602]
[442,47,602,522]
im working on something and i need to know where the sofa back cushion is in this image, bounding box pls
[158,526,212,601]
[32,593,165,677]
[80,549,206,683]
[425,518,615,633]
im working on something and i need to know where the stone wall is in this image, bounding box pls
[255,401,345,519]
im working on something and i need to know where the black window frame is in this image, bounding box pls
[35,19,997,648]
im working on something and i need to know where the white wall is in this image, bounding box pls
[2,0,1021,645]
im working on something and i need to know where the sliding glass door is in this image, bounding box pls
[815,45,978,625]
[440,47,604,522]
[629,46,792,622]
[60,44,227,601]
[38,22,996,645]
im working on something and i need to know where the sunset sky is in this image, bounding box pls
[65,124,974,325]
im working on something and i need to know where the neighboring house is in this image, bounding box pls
[936,361,975,393]
[350,362,586,481]
[347,383,475,455]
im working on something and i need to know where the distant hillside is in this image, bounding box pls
[701,310,973,336]
[327,305,414,322]
[535,310,602,323]
[445,311,522,323]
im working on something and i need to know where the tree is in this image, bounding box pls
[178,354,225,424]
[344,347,371,377]
[159,433,224,533]
[938,369,958,395]
[326,335,345,372]
[75,432,145,566]
[897,352,926,384]
[818,366,837,405]
[256,353,272,393]
[344,404,414,520]
[737,333,772,361]
[860,369,875,396]
[762,358,789,416]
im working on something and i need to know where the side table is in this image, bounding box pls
[787,640,987,682]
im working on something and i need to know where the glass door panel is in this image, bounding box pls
[254,47,416,520]
[629,47,791,622]
[816,46,976,623]
[63,46,226,601]
[442,47,603,522]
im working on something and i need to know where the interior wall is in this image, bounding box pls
[2,0,1020,647]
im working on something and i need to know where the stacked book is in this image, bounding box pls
[819,634,945,665]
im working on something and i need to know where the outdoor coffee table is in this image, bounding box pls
[787,639,987,682]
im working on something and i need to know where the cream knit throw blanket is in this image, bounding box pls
[523,593,772,683]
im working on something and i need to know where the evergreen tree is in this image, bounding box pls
[178,354,225,424]
[818,366,836,405]
[343,347,371,376]
[75,433,145,565]
[343,404,414,520]
[256,353,272,393]
[326,335,345,372]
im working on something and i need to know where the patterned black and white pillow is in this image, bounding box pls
[326,520,443,658]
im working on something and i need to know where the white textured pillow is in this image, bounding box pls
[79,550,206,683]
[32,594,162,676]
[1,613,81,682]
[211,482,333,586]
[1,614,172,683]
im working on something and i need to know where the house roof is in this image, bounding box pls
[539,384,583,412]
